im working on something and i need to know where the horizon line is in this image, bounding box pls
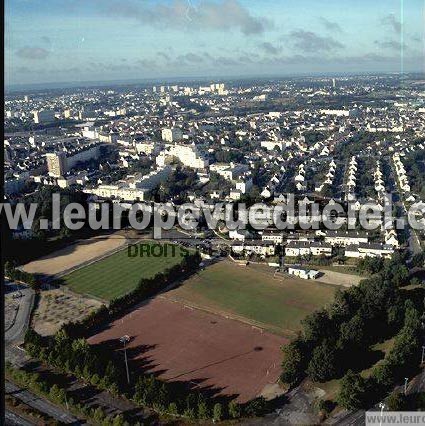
[6,70,425,93]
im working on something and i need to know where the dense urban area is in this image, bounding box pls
[4,74,425,425]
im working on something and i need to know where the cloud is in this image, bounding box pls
[179,52,204,63]
[41,36,51,45]
[135,59,158,69]
[319,17,342,33]
[374,40,406,50]
[162,52,205,68]
[16,46,49,60]
[104,0,271,35]
[259,42,280,55]
[381,14,401,34]
[238,54,255,64]
[157,52,171,61]
[288,30,344,53]
[15,66,31,73]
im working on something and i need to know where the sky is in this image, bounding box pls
[4,0,425,86]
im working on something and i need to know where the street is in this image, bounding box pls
[5,284,35,345]
[5,381,82,424]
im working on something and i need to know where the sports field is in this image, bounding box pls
[22,233,126,276]
[163,261,336,336]
[59,242,186,300]
[89,297,285,403]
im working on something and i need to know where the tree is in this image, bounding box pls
[281,338,305,385]
[338,313,366,348]
[213,403,223,422]
[386,391,407,411]
[302,309,332,344]
[372,362,394,387]
[49,384,60,400]
[244,397,267,417]
[410,251,425,268]
[93,407,106,423]
[91,373,100,386]
[337,370,367,410]
[183,408,195,419]
[167,402,178,415]
[307,339,338,382]
[228,400,241,419]
[197,398,210,419]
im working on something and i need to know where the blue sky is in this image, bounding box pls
[5,0,425,85]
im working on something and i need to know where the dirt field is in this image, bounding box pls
[21,234,126,277]
[315,269,362,287]
[33,289,103,336]
[89,297,286,403]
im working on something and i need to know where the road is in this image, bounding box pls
[328,409,365,425]
[5,410,34,426]
[408,226,422,257]
[5,381,82,424]
[406,366,425,394]
[398,199,422,257]
[5,286,35,345]
[4,284,82,424]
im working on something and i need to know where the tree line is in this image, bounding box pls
[5,261,39,289]
[6,362,129,425]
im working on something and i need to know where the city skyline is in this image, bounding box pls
[5,0,425,86]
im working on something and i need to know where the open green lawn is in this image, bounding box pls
[60,242,186,301]
[164,261,336,336]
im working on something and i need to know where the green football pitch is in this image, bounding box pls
[164,261,337,336]
[60,242,186,300]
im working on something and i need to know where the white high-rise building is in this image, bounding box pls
[161,127,183,142]
[33,109,56,123]
[46,152,67,177]
[156,144,208,170]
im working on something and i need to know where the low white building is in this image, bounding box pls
[231,240,275,257]
[323,230,369,246]
[285,241,333,257]
[261,230,284,244]
[287,266,320,280]
[345,243,394,259]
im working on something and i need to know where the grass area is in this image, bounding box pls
[165,260,336,336]
[59,242,186,301]
[361,337,396,379]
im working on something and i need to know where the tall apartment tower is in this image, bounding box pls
[46,152,67,177]
[161,127,183,142]
[33,109,56,123]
